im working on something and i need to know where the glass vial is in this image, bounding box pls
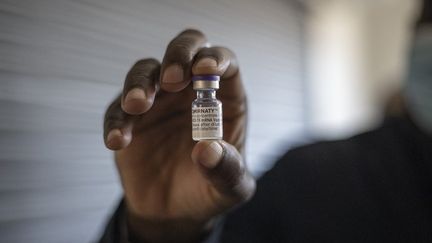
[192,75,223,141]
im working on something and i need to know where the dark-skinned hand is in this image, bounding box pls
[103,29,255,243]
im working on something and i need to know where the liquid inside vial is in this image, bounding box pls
[191,75,223,141]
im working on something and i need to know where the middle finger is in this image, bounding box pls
[160,29,208,92]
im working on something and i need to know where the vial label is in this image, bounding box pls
[192,106,223,140]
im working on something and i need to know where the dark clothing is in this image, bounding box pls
[100,117,432,242]
[99,200,129,243]
[222,117,432,242]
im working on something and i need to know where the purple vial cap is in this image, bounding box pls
[192,75,220,82]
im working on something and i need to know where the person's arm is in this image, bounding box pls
[100,29,256,243]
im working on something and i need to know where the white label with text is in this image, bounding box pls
[192,106,223,140]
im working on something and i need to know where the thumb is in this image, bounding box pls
[191,140,256,207]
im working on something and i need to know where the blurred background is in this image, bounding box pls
[0,0,421,242]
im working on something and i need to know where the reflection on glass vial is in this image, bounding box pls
[191,75,223,141]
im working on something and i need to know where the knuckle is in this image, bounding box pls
[234,176,256,203]
[222,174,255,205]
[217,144,246,183]
[104,110,128,135]
[105,109,122,125]
[127,58,160,85]
[164,30,207,63]
[196,47,218,60]
[215,46,236,60]
[104,96,125,123]
[166,37,196,62]
[105,97,120,116]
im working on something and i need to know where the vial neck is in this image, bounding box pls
[197,90,216,99]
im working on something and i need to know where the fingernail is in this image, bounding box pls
[125,88,146,103]
[162,64,184,84]
[195,58,217,68]
[200,141,223,169]
[107,129,122,146]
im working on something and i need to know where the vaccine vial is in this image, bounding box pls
[192,75,223,141]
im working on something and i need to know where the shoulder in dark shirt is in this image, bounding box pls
[222,117,432,242]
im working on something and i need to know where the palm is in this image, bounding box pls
[115,84,246,221]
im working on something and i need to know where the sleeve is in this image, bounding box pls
[98,199,130,243]
[98,199,225,243]
[219,163,289,242]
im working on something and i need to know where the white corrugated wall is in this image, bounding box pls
[0,0,305,242]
